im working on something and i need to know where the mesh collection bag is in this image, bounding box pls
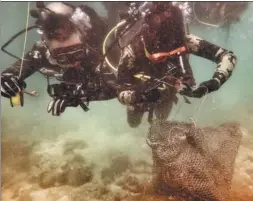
[146,121,242,201]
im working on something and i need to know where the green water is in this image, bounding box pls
[1,2,253,141]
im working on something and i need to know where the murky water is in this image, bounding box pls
[1,2,253,201]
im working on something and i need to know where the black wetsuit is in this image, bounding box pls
[1,5,117,115]
[116,4,237,127]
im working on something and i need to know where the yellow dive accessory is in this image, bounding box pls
[10,92,24,107]
[134,73,166,91]
[10,89,39,107]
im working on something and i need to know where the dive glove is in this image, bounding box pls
[118,90,137,105]
[47,97,79,116]
[118,88,161,105]
[1,74,26,98]
[47,83,90,116]
[179,78,220,98]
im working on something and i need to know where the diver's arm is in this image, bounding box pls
[90,69,118,101]
[185,34,237,86]
[117,46,161,105]
[1,42,46,80]
[1,42,47,98]
[117,46,141,105]
[117,46,137,86]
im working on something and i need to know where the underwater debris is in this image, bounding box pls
[147,121,242,201]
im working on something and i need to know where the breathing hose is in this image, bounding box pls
[102,20,127,74]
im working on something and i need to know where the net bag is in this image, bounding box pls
[146,121,242,201]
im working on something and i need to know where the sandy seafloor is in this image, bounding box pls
[1,2,253,201]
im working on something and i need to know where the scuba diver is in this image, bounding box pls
[107,2,237,128]
[1,2,117,116]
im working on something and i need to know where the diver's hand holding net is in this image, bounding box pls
[147,121,242,201]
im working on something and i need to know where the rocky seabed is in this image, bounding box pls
[2,127,253,201]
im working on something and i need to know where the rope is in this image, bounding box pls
[19,2,30,78]
[102,20,127,73]
[190,93,208,126]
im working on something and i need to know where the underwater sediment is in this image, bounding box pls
[1,122,253,201]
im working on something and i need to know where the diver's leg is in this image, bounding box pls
[154,89,176,121]
[154,99,173,121]
[127,105,145,128]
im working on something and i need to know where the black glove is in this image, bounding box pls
[118,88,161,105]
[179,78,220,98]
[1,74,26,98]
[141,88,161,102]
[47,98,79,116]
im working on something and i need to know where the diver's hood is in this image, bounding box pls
[1,2,94,61]
[30,2,92,42]
[116,1,174,48]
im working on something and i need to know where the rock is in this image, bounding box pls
[131,160,152,174]
[71,183,112,201]
[17,191,33,201]
[36,154,94,188]
[101,154,132,183]
[29,189,55,201]
[61,154,93,187]
[30,139,94,188]
[110,154,133,175]
[63,140,87,155]
[65,162,93,186]
[55,195,72,201]
[39,171,57,189]
[1,136,35,189]
[54,169,67,186]
[2,188,16,201]
[116,172,144,194]
[29,186,74,201]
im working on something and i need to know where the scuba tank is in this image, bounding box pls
[117,2,154,48]
[103,2,154,75]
